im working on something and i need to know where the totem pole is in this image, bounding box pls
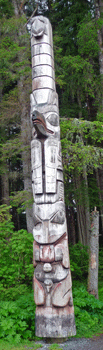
[30,16,76,338]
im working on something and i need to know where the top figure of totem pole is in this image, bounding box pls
[30,16,76,338]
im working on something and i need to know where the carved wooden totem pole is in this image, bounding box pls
[30,16,76,338]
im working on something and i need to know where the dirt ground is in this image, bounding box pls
[35,334,103,350]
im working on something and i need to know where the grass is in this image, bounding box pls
[0,342,64,350]
[0,341,43,350]
[48,345,63,350]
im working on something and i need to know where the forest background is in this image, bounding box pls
[1,0,103,346]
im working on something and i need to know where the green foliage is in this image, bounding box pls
[69,243,89,280]
[1,285,103,342]
[0,0,14,19]
[10,190,33,214]
[0,204,12,222]
[60,117,103,213]
[0,1,103,343]
[88,176,100,209]
[73,285,103,337]
[52,3,100,119]
[52,0,93,55]
[0,232,103,341]
[0,13,31,217]
[60,54,98,113]
[0,284,32,302]
[77,16,99,59]
[0,15,30,97]
[0,218,33,298]
[60,118,103,174]
[53,3,102,227]
[0,292,36,343]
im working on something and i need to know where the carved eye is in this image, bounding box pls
[51,211,65,224]
[35,223,42,231]
[34,215,42,227]
[47,114,59,126]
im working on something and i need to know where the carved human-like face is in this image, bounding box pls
[33,202,67,244]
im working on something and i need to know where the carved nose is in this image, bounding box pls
[43,221,49,240]
[43,263,52,272]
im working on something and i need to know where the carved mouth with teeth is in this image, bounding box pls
[32,110,54,137]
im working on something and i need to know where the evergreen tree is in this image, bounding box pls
[51,0,103,244]
[0,0,33,231]
[0,0,103,244]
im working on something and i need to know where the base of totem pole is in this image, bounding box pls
[35,306,76,338]
[45,338,68,343]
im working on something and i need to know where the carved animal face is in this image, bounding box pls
[33,202,67,244]
[32,110,54,137]
[30,93,60,139]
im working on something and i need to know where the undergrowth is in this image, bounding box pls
[0,217,103,343]
[73,284,103,338]
[69,242,89,280]
[0,284,103,343]
[0,292,36,343]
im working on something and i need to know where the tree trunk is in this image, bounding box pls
[66,206,76,244]
[1,166,9,206]
[95,1,103,240]
[96,168,103,237]
[12,0,19,16]
[20,95,34,233]
[11,0,34,232]
[73,171,90,246]
[83,165,90,246]
[88,209,99,299]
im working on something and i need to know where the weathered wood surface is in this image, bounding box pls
[88,210,99,299]
[30,16,76,338]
